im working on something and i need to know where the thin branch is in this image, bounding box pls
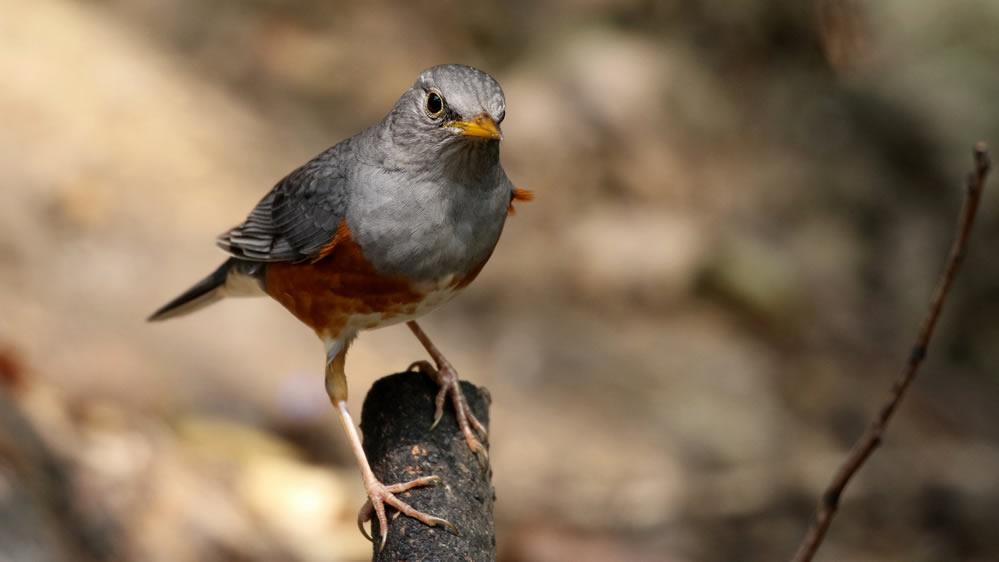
[791,142,991,562]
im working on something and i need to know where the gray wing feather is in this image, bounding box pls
[217,143,351,262]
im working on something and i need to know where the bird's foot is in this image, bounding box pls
[357,474,457,551]
[408,359,489,471]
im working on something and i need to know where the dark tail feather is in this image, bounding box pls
[148,261,231,322]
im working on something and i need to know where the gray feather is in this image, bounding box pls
[217,143,352,263]
[213,64,512,281]
[153,64,518,332]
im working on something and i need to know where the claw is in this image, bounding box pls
[470,441,489,472]
[434,516,460,536]
[430,383,448,431]
[467,411,489,444]
[407,360,433,373]
[356,475,451,551]
[409,359,490,472]
[358,500,374,542]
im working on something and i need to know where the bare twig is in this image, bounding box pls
[791,143,991,562]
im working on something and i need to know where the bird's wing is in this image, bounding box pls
[217,146,351,263]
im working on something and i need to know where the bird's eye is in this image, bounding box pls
[426,92,444,116]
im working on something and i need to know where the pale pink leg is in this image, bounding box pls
[406,320,489,470]
[325,346,456,550]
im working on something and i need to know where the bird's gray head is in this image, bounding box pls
[382,64,506,166]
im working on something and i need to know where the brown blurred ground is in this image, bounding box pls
[2,0,999,561]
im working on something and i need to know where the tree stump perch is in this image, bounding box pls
[360,372,495,561]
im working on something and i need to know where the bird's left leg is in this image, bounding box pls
[323,338,456,550]
[405,320,489,470]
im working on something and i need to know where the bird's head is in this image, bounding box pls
[387,64,506,160]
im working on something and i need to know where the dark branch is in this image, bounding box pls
[360,372,495,561]
[790,143,991,562]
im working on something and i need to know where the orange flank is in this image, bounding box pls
[310,220,354,263]
[508,187,534,216]
[265,222,423,336]
[265,220,488,338]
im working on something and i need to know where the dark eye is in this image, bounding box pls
[426,92,444,116]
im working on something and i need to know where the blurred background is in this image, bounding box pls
[2,0,998,560]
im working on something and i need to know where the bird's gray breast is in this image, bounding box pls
[346,162,510,284]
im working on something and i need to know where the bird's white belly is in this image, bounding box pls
[354,288,457,331]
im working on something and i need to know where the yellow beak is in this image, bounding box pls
[448,113,502,140]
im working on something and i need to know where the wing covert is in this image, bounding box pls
[217,147,350,262]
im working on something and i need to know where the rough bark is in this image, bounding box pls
[361,372,495,561]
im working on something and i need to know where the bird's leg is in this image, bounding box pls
[324,342,456,551]
[405,320,489,471]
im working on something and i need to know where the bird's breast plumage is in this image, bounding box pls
[263,174,503,341]
[257,66,514,341]
[345,144,511,284]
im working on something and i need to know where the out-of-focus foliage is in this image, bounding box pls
[1,0,998,560]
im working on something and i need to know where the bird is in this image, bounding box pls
[148,64,531,549]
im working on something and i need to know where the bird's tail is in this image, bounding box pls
[148,258,265,322]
